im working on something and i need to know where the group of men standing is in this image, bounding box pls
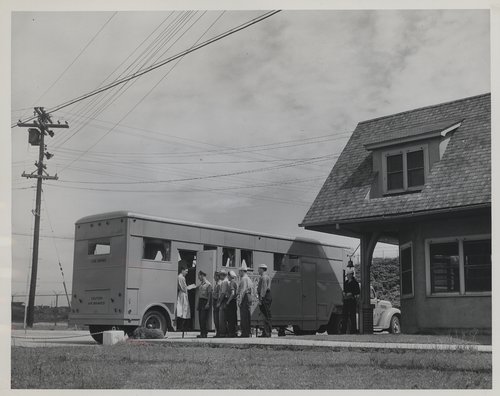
[177,262,273,338]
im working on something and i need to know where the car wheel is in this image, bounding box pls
[142,309,167,335]
[388,315,401,334]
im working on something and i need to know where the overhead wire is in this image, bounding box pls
[51,11,203,154]
[41,191,71,306]
[55,154,335,185]
[48,11,189,148]
[51,11,194,149]
[29,13,118,119]
[14,9,344,206]
[56,11,226,174]
[12,10,281,128]
[13,12,118,125]
[24,11,183,142]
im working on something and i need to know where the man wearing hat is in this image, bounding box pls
[342,267,360,334]
[225,270,239,337]
[257,264,272,337]
[212,270,221,337]
[196,270,212,338]
[217,269,229,337]
[237,262,253,337]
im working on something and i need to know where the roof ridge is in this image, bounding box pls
[357,92,490,126]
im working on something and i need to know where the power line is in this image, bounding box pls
[50,11,196,149]
[41,174,327,194]
[55,155,334,185]
[27,12,118,114]
[12,10,281,128]
[56,11,222,173]
[41,191,71,306]
[12,232,73,240]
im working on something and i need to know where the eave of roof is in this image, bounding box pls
[300,202,491,228]
[364,119,462,150]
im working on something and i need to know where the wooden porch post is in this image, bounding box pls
[359,232,379,334]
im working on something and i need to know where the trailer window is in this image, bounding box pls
[222,248,235,267]
[274,253,285,271]
[241,250,253,269]
[143,238,171,261]
[88,240,110,255]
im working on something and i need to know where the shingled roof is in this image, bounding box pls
[300,93,491,227]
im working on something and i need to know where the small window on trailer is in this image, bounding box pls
[88,240,111,255]
[222,247,235,267]
[143,238,171,261]
[241,249,253,269]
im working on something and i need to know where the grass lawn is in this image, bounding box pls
[298,332,491,345]
[12,343,491,389]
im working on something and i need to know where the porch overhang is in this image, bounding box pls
[301,203,490,242]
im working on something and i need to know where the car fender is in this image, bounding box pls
[378,307,401,330]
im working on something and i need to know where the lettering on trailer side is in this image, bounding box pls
[88,296,105,305]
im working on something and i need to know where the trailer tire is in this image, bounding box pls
[142,309,168,335]
[388,315,401,334]
[89,325,112,344]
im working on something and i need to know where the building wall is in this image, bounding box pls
[399,212,491,334]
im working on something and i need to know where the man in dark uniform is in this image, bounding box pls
[225,270,238,337]
[196,270,212,338]
[257,264,272,337]
[342,268,360,334]
[212,271,221,337]
[217,269,229,337]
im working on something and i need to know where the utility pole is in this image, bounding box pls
[18,107,68,328]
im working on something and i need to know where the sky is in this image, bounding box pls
[7,8,491,302]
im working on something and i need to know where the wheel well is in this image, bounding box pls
[144,305,173,331]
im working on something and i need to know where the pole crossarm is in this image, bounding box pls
[17,122,68,129]
[21,172,59,180]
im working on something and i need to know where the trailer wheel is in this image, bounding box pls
[88,325,112,344]
[388,315,401,334]
[142,309,168,335]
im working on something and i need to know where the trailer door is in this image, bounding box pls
[194,250,217,331]
[301,261,317,321]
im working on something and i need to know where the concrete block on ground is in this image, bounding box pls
[103,330,125,345]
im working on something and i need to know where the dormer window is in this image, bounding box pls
[364,119,462,198]
[382,145,428,195]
